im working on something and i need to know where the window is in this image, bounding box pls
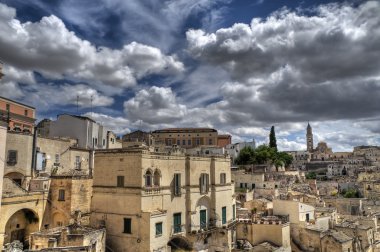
[6,103,10,111]
[55,154,60,165]
[145,170,152,187]
[252,183,255,189]
[240,183,243,188]
[177,139,180,145]
[117,176,124,187]
[222,207,227,224]
[245,183,247,188]
[155,222,163,236]
[188,139,191,146]
[167,139,172,146]
[24,109,28,116]
[153,170,160,186]
[58,189,65,201]
[7,150,17,166]
[196,138,200,145]
[173,213,182,233]
[220,173,226,185]
[182,139,186,145]
[75,156,81,170]
[232,205,236,220]
[209,139,212,145]
[174,173,181,196]
[200,209,207,229]
[200,173,209,194]
[103,139,105,146]
[123,218,132,234]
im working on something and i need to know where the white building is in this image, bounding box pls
[41,114,109,149]
[273,199,315,224]
[226,140,256,163]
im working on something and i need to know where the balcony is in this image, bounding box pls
[143,186,161,195]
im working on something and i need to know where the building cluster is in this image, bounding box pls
[1,95,380,252]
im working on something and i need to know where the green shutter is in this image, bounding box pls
[222,207,227,224]
[174,213,181,233]
[200,209,207,229]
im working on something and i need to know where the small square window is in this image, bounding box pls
[155,222,163,236]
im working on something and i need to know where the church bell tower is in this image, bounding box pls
[306,122,313,152]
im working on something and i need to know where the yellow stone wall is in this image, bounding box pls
[91,148,235,252]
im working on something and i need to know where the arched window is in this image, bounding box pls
[145,170,152,187]
[154,170,161,187]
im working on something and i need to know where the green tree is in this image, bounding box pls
[269,126,277,151]
[235,146,255,165]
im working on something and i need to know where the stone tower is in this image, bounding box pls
[306,122,313,152]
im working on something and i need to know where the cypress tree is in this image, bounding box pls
[269,126,277,151]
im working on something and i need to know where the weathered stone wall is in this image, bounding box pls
[236,221,290,248]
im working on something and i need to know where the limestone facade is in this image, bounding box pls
[236,220,290,251]
[90,147,236,252]
[29,224,106,251]
[152,128,219,148]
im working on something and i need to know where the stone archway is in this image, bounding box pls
[195,196,212,229]
[3,209,39,248]
[168,236,192,251]
[4,172,24,186]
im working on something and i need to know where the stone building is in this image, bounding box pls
[45,176,93,229]
[236,217,291,252]
[273,200,315,224]
[37,114,109,150]
[106,131,121,149]
[0,177,49,249]
[320,230,354,252]
[335,222,375,251]
[217,134,231,148]
[0,96,36,133]
[152,128,219,148]
[4,132,92,184]
[1,130,94,249]
[29,224,106,251]
[90,146,236,252]
[306,123,314,153]
[122,130,154,146]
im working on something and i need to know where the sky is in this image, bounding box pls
[0,0,379,152]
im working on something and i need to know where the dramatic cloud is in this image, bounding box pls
[2,1,380,151]
[54,0,232,51]
[0,3,184,92]
[186,1,380,123]
[124,86,187,124]
[82,112,131,135]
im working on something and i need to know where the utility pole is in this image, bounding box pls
[90,95,93,118]
[76,95,79,115]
